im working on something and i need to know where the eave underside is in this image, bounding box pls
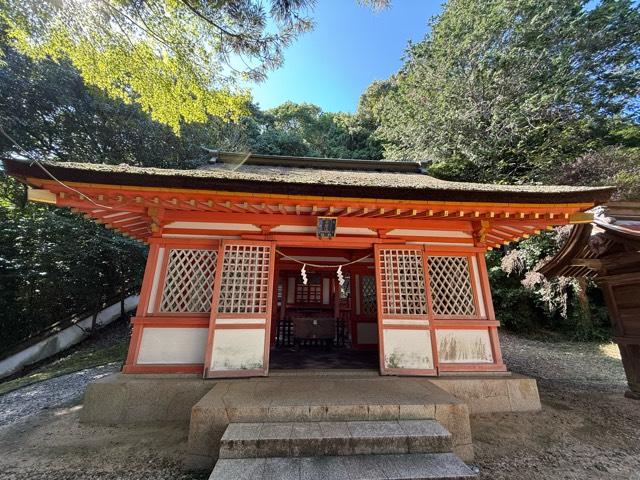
[24,178,594,249]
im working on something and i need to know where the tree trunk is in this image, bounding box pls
[576,277,593,336]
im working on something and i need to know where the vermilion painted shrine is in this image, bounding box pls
[3,152,612,379]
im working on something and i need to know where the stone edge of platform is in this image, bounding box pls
[79,373,214,425]
[430,375,541,414]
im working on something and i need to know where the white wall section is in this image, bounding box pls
[137,327,208,364]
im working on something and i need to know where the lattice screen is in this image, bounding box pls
[428,256,476,316]
[379,249,428,315]
[159,249,218,313]
[361,275,377,316]
[217,244,272,314]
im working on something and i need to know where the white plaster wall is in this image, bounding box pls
[137,327,208,364]
[164,221,261,231]
[436,329,493,363]
[210,328,265,371]
[0,295,139,379]
[382,329,433,370]
[387,229,471,238]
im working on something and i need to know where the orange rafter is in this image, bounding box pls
[28,178,592,246]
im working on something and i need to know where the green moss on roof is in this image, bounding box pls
[2,155,615,205]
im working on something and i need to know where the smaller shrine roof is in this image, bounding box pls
[539,202,640,278]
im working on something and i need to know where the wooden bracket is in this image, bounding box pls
[258,224,275,235]
[472,220,491,246]
[147,207,166,233]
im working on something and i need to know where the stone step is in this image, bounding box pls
[219,420,452,459]
[210,452,476,479]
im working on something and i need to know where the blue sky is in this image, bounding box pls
[248,1,443,113]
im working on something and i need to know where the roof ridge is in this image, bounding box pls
[211,150,427,174]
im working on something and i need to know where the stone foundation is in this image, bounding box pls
[186,376,474,470]
[79,372,542,471]
[431,373,541,413]
[80,373,213,424]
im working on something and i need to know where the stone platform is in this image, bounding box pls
[80,373,212,424]
[79,371,542,472]
[186,376,474,470]
[80,371,540,426]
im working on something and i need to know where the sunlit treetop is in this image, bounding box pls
[0,0,325,132]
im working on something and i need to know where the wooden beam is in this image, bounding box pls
[27,188,57,204]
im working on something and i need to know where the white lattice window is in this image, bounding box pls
[428,256,476,316]
[159,249,218,313]
[379,249,428,316]
[217,244,271,314]
[361,275,377,316]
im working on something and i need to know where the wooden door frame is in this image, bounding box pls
[203,239,276,378]
[374,244,438,376]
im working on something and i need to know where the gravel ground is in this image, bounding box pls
[0,330,638,479]
[0,364,119,427]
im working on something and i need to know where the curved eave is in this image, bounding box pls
[593,219,640,244]
[538,224,595,278]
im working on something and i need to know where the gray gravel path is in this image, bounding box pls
[0,363,119,427]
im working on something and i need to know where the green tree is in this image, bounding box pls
[370,0,640,182]
[0,47,248,167]
[250,101,382,159]
[0,176,147,352]
[0,0,391,133]
[0,0,318,131]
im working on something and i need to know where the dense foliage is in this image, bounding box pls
[0,0,310,131]
[486,232,611,340]
[0,0,389,133]
[366,0,640,184]
[0,184,146,352]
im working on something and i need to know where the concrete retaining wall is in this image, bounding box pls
[0,295,139,380]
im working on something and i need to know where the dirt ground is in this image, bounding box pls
[0,407,201,480]
[0,331,638,479]
[474,332,640,480]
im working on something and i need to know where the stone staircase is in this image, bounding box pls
[209,419,476,479]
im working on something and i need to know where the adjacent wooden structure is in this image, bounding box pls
[540,202,640,399]
[3,152,612,378]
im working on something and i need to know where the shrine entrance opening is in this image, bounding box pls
[269,247,380,370]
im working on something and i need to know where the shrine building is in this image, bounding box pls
[3,153,613,379]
